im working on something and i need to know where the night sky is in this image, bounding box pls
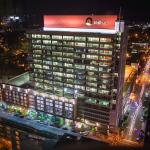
[0,0,149,22]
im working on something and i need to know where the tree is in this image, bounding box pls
[80,124,85,132]
[91,127,96,135]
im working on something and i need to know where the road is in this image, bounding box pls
[124,55,150,142]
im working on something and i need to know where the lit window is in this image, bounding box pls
[100,38,112,43]
[88,49,98,54]
[87,43,99,48]
[43,40,51,44]
[32,34,41,38]
[86,55,98,60]
[63,36,74,40]
[52,40,62,45]
[32,39,41,44]
[75,42,86,47]
[75,36,86,41]
[87,37,99,42]
[52,35,62,40]
[100,44,113,49]
[42,35,50,39]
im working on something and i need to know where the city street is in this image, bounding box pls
[124,55,150,143]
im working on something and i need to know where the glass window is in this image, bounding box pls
[88,49,98,54]
[86,87,97,92]
[64,73,74,78]
[42,35,50,39]
[86,66,98,71]
[75,36,86,41]
[87,37,99,42]
[34,64,42,69]
[43,60,52,65]
[63,47,74,52]
[64,63,73,68]
[43,40,51,44]
[74,85,85,90]
[52,51,62,56]
[99,62,111,67]
[99,100,109,107]
[33,49,42,54]
[87,43,99,48]
[43,65,49,70]
[63,41,74,46]
[32,39,41,44]
[63,36,74,40]
[43,45,51,50]
[98,90,109,94]
[63,58,74,63]
[87,71,95,76]
[52,35,62,40]
[100,44,113,49]
[63,52,74,57]
[99,67,103,71]
[99,56,112,61]
[66,68,74,73]
[99,50,112,55]
[86,76,97,82]
[90,61,98,66]
[75,64,85,69]
[32,34,41,38]
[32,44,41,49]
[100,38,112,43]
[102,79,109,84]
[87,55,98,60]
[52,40,62,45]
[75,42,86,47]
[53,72,63,77]
[86,82,97,87]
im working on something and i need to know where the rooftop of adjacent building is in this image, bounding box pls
[6,72,29,87]
[3,72,34,89]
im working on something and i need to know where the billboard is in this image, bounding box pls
[44,15,117,29]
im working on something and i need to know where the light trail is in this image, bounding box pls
[128,103,142,137]
[125,55,150,140]
[127,82,145,139]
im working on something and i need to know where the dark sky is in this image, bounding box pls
[25,0,150,22]
[0,0,150,22]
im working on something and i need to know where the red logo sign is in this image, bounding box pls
[44,15,117,29]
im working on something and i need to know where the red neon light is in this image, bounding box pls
[44,15,117,29]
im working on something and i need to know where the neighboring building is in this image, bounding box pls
[0,121,58,150]
[0,15,128,132]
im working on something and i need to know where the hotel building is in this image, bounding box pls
[0,15,127,131]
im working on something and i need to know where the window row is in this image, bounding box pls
[31,34,112,43]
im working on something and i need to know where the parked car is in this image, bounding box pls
[19,114,25,118]
[80,131,89,136]
[14,113,20,117]
[62,127,68,130]
[71,129,77,133]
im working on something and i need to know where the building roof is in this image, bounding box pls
[6,72,29,86]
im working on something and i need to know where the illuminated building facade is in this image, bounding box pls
[0,15,127,131]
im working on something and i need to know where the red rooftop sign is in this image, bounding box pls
[44,15,117,29]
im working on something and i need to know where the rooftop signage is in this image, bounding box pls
[44,15,118,30]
